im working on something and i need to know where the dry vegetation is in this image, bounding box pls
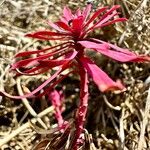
[0,0,150,149]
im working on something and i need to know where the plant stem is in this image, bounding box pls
[73,64,89,149]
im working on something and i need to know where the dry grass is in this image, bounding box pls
[0,0,150,149]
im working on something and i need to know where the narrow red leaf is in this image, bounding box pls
[26,31,70,40]
[37,70,76,98]
[91,38,134,55]
[15,47,53,58]
[47,20,67,33]
[15,42,72,58]
[75,8,81,17]
[82,4,92,21]
[12,45,70,69]
[38,59,66,68]
[97,18,127,28]
[79,40,150,62]
[63,6,73,21]
[83,7,108,29]
[38,50,78,68]
[85,5,122,32]
[26,31,69,37]
[78,40,109,50]
[99,5,120,22]
[0,63,70,99]
[55,21,72,32]
[26,35,67,40]
[94,12,119,28]
[18,51,78,75]
[80,57,125,92]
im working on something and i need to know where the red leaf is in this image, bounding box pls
[26,31,70,40]
[92,39,150,62]
[82,4,92,21]
[12,45,70,69]
[79,40,109,50]
[15,42,72,58]
[63,6,73,21]
[94,12,120,28]
[38,50,78,68]
[79,40,150,62]
[13,50,77,78]
[75,8,81,17]
[37,70,76,98]
[47,20,68,33]
[91,38,134,55]
[0,63,70,99]
[99,5,121,23]
[85,5,124,32]
[83,7,108,29]
[98,18,127,28]
[15,47,52,58]
[55,21,72,32]
[80,57,125,92]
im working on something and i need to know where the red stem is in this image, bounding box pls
[73,63,89,149]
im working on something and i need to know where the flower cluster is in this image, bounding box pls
[1,4,150,149]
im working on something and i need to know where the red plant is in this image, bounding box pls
[48,89,66,129]
[1,4,150,149]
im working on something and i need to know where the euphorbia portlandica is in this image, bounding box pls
[1,3,150,149]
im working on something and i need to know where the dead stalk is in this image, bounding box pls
[138,87,150,150]
[119,108,125,150]
[16,77,48,129]
[0,106,54,147]
[103,95,121,111]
